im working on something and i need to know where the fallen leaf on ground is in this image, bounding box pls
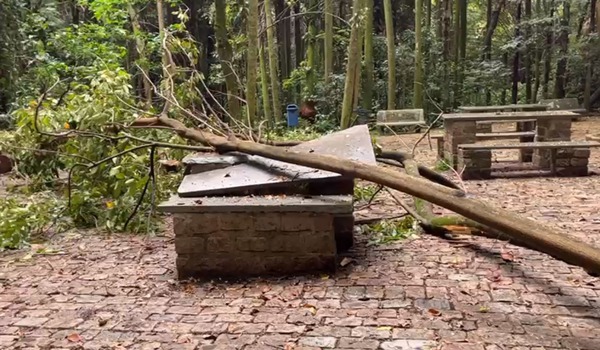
[340,257,354,267]
[66,333,82,342]
[377,326,392,331]
[500,251,515,262]
[302,304,317,315]
[98,319,108,327]
[479,306,490,313]
[320,274,330,280]
[428,308,442,317]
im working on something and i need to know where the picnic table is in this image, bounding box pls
[457,104,548,113]
[441,110,579,170]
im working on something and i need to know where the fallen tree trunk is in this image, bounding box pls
[132,116,600,274]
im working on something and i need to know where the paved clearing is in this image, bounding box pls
[1,119,600,349]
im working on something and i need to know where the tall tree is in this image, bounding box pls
[483,0,507,104]
[363,0,374,110]
[512,1,523,104]
[414,0,424,108]
[542,1,555,98]
[383,0,396,109]
[247,0,259,124]
[554,0,570,98]
[584,0,596,110]
[306,0,318,98]
[324,0,334,80]
[341,0,364,128]
[264,0,282,120]
[524,0,533,102]
[259,43,273,123]
[214,0,241,119]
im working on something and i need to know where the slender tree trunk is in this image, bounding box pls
[554,0,569,99]
[363,0,374,111]
[324,0,334,80]
[127,4,153,107]
[340,0,364,128]
[247,0,259,124]
[259,43,273,124]
[533,0,542,102]
[543,2,554,99]
[442,0,452,108]
[383,0,396,109]
[275,0,291,81]
[512,1,523,104]
[306,0,318,98]
[414,0,424,108]
[264,0,282,120]
[525,0,533,102]
[214,0,241,120]
[426,0,432,30]
[501,52,508,104]
[584,0,596,111]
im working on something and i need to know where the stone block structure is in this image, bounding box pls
[158,195,352,279]
[457,148,492,180]
[533,118,572,168]
[443,120,477,168]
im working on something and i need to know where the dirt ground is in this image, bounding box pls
[1,118,600,349]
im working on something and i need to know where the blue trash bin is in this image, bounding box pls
[286,104,300,127]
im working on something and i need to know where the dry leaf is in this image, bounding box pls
[340,257,354,267]
[66,333,82,342]
[377,326,392,331]
[98,319,108,327]
[320,274,330,280]
[302,304,317,315]
[500,251,515,262]
[427,308,442,317]
[479,306,490,313]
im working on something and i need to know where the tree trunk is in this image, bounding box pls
[134,116,600,276]
[259,43,273,124]
[264,0,282,121]
[363,0,374,111]
[247,0,259,124]
[554,0,569,99]
[414,0,424,108]
[533,0,542,102]
[383,0,396,109]
[275,0,291,81]
[324,0,334,80]
[214,0,241,120]
[512,1,523,104]
[340,0,363,129]
[542,2,554,99]
[584,0,596,111]
[306,0,318,98]
[525,0,533,103]
[127,3,153,107]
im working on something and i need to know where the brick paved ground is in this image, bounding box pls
[1,119,600,349]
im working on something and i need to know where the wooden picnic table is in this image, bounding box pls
[457,104,548,113]
[441,110,578,169]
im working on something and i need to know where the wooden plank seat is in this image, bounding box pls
[457,141,600,180]
[431,132,536,158]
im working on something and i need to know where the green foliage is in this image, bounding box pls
[365,217,417,245]
[0,194,65,250]
[353,184,380,202]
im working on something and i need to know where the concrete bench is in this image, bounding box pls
[457,141,600,180]
[376,109,425,133]
[432,132,536,159]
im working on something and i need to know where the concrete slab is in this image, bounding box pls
[157,194,354,213]
[177,125,376,197]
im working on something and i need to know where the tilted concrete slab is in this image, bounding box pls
[177,125,376,197]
